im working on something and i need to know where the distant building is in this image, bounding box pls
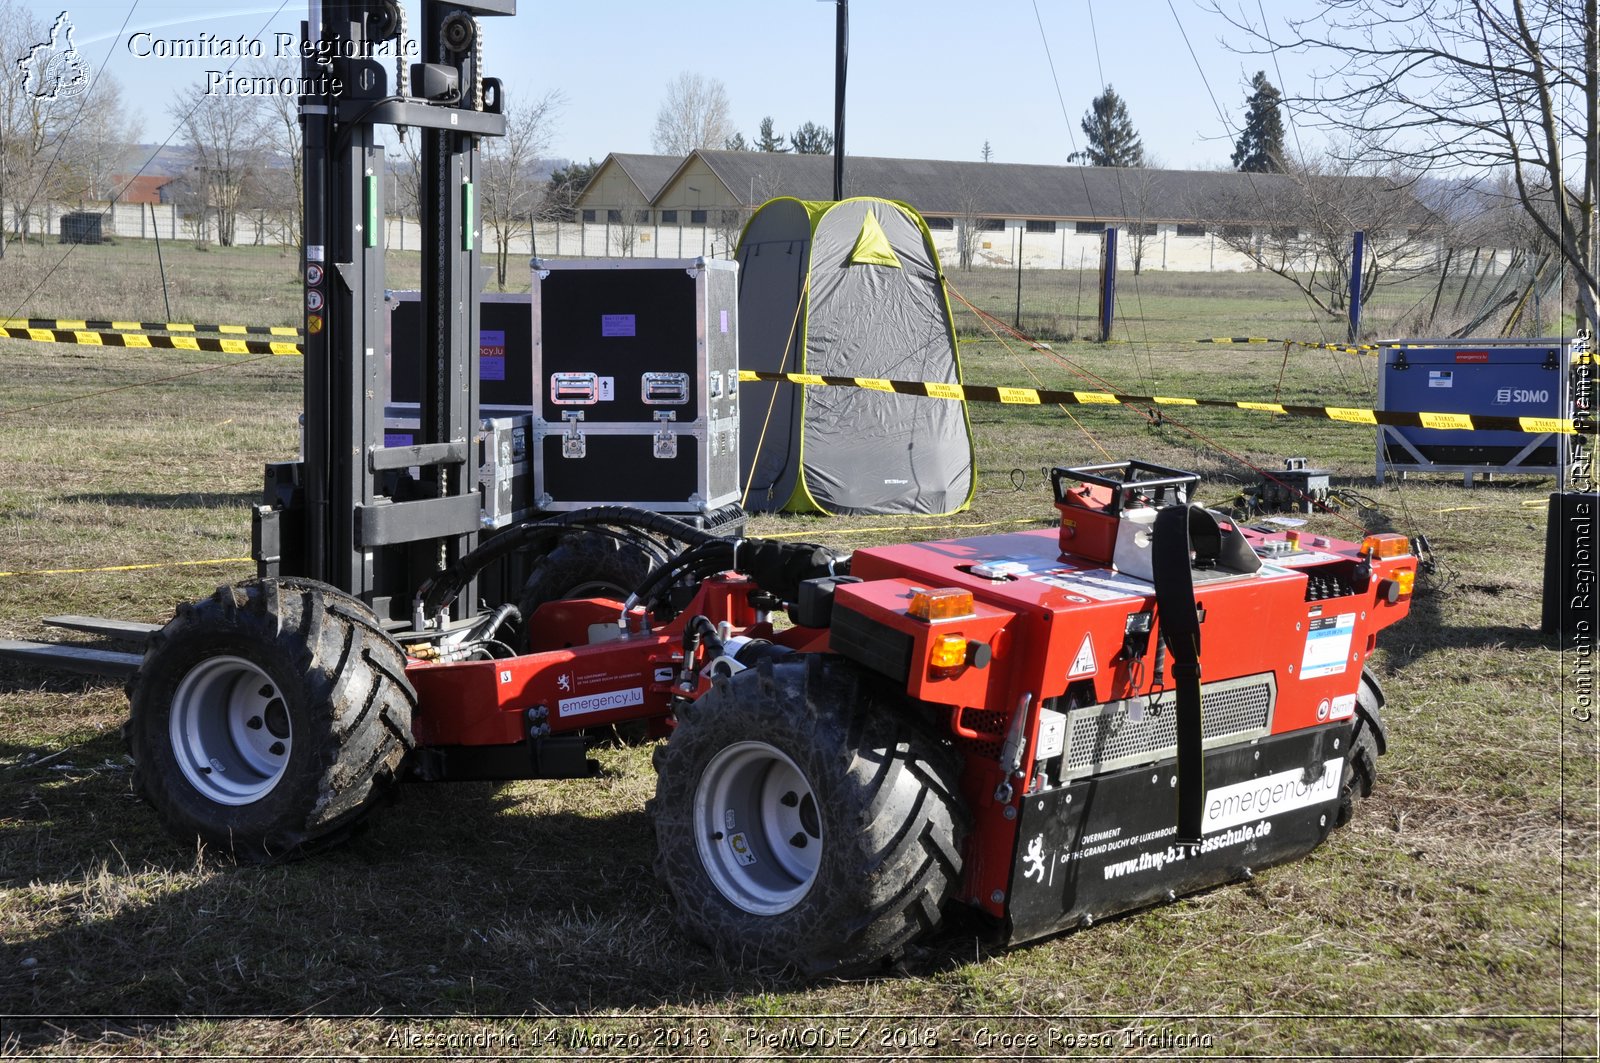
[109,174,175,205]
[573,149,1438,271]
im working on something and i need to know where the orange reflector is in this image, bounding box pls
[1395,569,1415,596]
[929,634,969,675]
[1361,533,1411,559]
[908,588,976,621]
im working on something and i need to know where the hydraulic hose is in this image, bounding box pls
[416,506,725,619]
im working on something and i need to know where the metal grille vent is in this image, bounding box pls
[1061,672,1276,781]
[953,707,1007,759]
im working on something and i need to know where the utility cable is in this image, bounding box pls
[949,287,1374,536]
[955,289,1115,460]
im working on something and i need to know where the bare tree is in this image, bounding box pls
[709,171,784,257]
[1,2,55,248]
[1123,162,1162,275]
[608,203,642,257]
[55,76,139,210]
[391,129,423,229]
[651,72,733,155]
[1208,0,1597,329]
[480,90,561,288]
[167,174,211,245]
[169,83,265,247]
[950,173,991,271]
[0,3,134,250]
[1197,152,1437,317]
[249,57,303,253]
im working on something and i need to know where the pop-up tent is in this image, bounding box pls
[736,196,975,515]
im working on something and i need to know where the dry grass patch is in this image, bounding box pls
[0,248,1591,1057]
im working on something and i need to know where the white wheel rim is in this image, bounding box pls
[169,655,292,805]
[693,741,822,915]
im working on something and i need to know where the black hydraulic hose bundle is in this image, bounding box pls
[415,505,847,622]
[623,537,848,616]
[416,506,717,618]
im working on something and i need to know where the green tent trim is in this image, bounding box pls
[847,212,902,268]
[736,196,976,516]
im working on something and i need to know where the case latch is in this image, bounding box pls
[561,410,586,459]
[653,411,677,459]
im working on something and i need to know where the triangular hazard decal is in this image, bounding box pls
[847,212,902,268]
[1069,632,1097,677]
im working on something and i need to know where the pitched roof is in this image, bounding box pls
[693,151,1278,221]
[604,153,684,201]
[683,150,1431,225]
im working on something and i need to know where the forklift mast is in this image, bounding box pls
[254,0,512,625]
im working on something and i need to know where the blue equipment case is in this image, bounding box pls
[1376,338,1573,486]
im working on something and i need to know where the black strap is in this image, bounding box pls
[1152,505,1206,845]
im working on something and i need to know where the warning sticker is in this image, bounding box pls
[1069,632,1097,676]
[1300,613,1355,679]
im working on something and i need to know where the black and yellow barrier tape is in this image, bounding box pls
[0,326,301,356]
[2,326,1585,435]
[1196,336,1383,354]
[0,317,300,337]
[1005,334,1590,358]
[1195,336,1594,359]
[736,369,1597,436]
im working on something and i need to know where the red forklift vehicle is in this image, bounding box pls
[115,1,1416,976]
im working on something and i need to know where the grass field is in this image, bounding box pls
[0,238,1594,1058]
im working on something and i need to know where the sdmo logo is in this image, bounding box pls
[1495,387,1551,405]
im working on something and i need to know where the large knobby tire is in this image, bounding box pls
[651,654,968,976]
[518,532,661,648]
[125,577,416,861]
[1335,667,1388,828]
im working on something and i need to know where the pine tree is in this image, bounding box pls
[1232,71,1286,173]
[725,132,750,151]
[1068,85,1144,167]
[789,121,835,155]
[981,140,994,162]
[755,116,788,153]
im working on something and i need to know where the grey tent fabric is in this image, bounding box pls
[736,199,811,512]
[735,197,975,515]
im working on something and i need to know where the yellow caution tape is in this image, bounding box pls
[0,557,252,579]
[735,369,1596,436]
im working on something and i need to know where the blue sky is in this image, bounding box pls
[26,0,1320,170]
